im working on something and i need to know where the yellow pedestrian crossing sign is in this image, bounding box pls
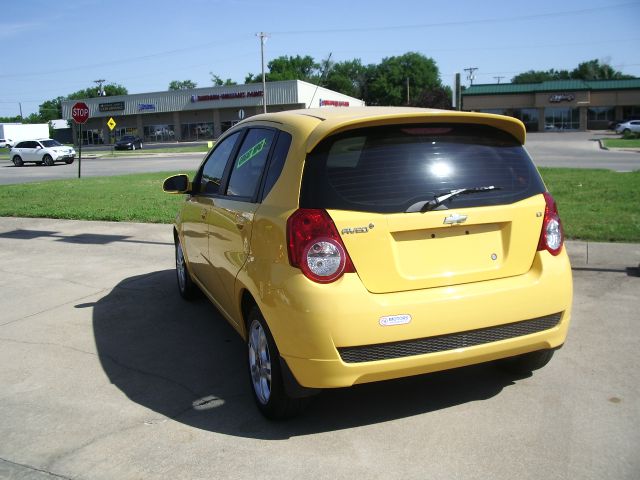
[107,117,116,130]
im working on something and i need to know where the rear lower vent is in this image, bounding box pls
[338,313,562,363]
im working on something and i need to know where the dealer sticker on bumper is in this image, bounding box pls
[379,314,412,327]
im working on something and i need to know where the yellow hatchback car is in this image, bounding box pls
[163,107,572,419]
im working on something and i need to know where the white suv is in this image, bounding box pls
[10,139,76,167]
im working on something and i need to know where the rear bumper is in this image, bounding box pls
[256,249,573,389]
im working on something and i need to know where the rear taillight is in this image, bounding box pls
[287,209,356,283]
[537,192,564,256]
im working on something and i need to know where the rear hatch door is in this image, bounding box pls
[300,122,547,294]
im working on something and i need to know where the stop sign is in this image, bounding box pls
[71,102,90,124]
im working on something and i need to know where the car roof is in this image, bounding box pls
[240,107,527,150]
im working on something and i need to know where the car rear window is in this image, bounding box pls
[300,123,545,213]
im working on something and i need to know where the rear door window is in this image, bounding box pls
[226,128,275,199]
[300,123,545,213]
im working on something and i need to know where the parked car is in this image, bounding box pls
[10,139,75,166]
[115,135,143,150]
[163,107,573,419]
[615,120,640,135]
[0,138,13,148]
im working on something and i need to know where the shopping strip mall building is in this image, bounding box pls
[461,78,640,131]
[61,80,364,145]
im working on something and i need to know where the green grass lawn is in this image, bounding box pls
[0,171,194,224]
[539,168,640,242]
[0,168,638,242]
[601,138,640,148]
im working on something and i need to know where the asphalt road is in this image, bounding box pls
[0,217,638,480]
[0,132,638,185]
[525,132,640,171]
[0,153,204,185]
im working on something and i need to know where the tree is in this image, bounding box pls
[38,96,65,122]
[367,52,442,106]
[67,83,128,99]
[512,69,570,84]
[324,59,372,99]
[511,59,633,83]
[570,59,634,80]
[169,80,197,90]
[411,86,453,109]
[210,74,236,86]
[246,55,320,83]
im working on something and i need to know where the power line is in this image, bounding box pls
[271,2,638,35]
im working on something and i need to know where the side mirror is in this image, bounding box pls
[163,174,191,194]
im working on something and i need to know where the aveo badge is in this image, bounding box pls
[379,314,412,327]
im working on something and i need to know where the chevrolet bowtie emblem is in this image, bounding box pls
[443,213,468,225]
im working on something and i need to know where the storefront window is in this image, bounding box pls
[220,120,240,134]
[622,106,640,119]
[544,108,580,131]
[181,123,215,141]
[81,129,103,145]
[143,125,175,142]
[479,108,539,132]
[587,107,614,121]
[587,107,615,130]
[115,127,138,141]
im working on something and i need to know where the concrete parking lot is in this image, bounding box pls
[1,217,639,480]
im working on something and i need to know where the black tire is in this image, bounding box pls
[175,237,197,300]
[623,128,631,135]
[65,158,74,165]
[247,306,309,420]
[496,349,555,375]
[12,155,23,167]
[43,154,54,166]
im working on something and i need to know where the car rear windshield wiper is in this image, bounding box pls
[406,186,500,213]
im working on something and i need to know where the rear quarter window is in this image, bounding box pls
[300,123,545,213]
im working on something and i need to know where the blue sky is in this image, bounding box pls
[2,0,639,117]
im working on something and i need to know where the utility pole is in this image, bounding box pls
[494,76,505,84]
[94,79,106,96]
[19,102,23,118]
[406,77,410,105]
[256,32,269,113]
[464,67,478,85]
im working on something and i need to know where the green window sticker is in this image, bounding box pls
[237,138,266,169]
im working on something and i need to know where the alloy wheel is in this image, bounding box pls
[248,320,272,405]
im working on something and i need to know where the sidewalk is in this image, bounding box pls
[565,240,640,268]
[0,217,638,270]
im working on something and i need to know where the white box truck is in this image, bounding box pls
[0,123,50,147]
